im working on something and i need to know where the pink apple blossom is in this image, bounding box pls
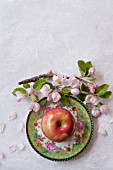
[47,93,52,101]
[89,85,96,93]
[51,91,61,102]
[89,66,95,75]
[26,88,34,94]
[85,95,99,105]
[52,75,61,86]
[71,88,80,96]
[91,107,101,117]
[40,84,52,96]
[28,103,40,112]
[100,105,109,114]
[61,76,69,87]
[15,91,24,102]
[69,76,80,88]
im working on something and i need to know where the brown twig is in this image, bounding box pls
[18,74,92,85]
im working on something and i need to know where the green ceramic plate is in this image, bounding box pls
[26,96,93,161]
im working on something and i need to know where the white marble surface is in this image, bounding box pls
[0,0,113,170]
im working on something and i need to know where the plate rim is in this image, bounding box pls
[26,95,94,161]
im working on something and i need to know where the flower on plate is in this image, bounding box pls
[26,88,34,94]
[15,91,24,102]
[75,120,85,131]
[40,84,52,97]
[46,142,56,152]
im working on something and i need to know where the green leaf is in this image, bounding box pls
[80,83,88,92]
[96,84,109,96]
[12,87,26,96]
[61,87,70,94]
[82,77,95,82]
[23,83,30,89]
[33,79,47,90]
[86,61,92,69]
[99,91,112,99]
[60,95,71,107]
[77,93,87,101]
[78,60,86,76]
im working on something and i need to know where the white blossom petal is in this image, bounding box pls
[17,144,25,150]
[0,123,5,134]
[19,122,25,132]
[98,128,107,136]
[0,153,4,159]
[9,112,17,121]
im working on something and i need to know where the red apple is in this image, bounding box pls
[41,107,75,142]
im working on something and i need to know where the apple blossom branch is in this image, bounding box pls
[18,74,92,85]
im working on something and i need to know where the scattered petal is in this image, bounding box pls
[17,144,25,150]
[9,145,17,153]
[19,122,25,132]
[9,112,17,121]
[0,123,5,134]
[0,153,4,159]
[110,118,113,124]
[98,128,107,136]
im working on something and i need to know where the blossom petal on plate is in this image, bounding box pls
[98,128,107,136]
[9,145,17,153]
[9,112,17,121]
[0,153,4,159]
[17,144,25,150]
[0,123,5,134]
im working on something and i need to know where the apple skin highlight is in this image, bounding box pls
[41,108,75,142]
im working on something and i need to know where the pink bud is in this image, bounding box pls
[33,103,40,112]
[46,70,53,74]
[15,91,24,102]
[71,88,80,96]
[89,66,95,75]
[28,103,34,111]
[100,105,109,114]
[26,88,34,94]
[89,85,95,93]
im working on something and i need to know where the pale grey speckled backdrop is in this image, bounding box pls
[0,0,113,170]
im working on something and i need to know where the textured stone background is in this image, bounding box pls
[0,0,113,170]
